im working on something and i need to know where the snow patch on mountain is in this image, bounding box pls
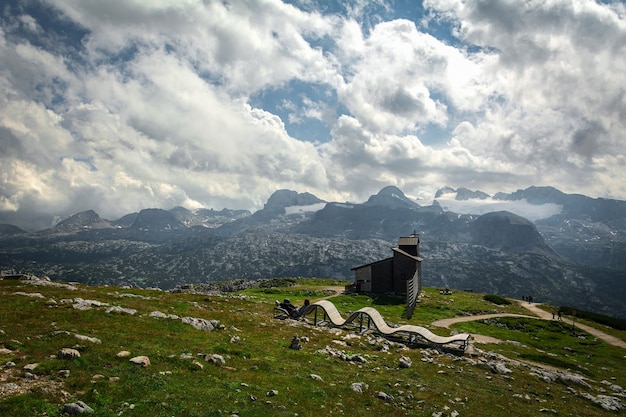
[435,192,562,221]
[284,203,327,215]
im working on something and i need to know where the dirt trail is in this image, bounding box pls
[431,300,626,349]
[309,287,626,349]
[518,302,626,349]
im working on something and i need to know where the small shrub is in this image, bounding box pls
[559,306,626,330]
[483,294,511,305]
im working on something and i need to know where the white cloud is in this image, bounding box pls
[0,0,625,230]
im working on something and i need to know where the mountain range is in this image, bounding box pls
[1,185,625,318]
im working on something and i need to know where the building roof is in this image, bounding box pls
[392,247,423,262]
[351,247,423,271]
[350,256,393,271]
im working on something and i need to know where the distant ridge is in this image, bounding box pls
[54,210,112,232]
[0,223,26,235]
[1,185,624,318]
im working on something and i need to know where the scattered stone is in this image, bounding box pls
[192,360,204,370]
[351,382,368,393]
[75,334,101,344]
[204,354,226,366]
[72,298,109,310]
[289,334,302,350]
[105,306,137,315]
[267,389,278,397]
[129,356,150,367]
[5,361,15,368]
[488,361,511,374]
[601,380,624,394]
[399,356,412,369]
[579,393,624,411]
[57,348,81,359]
[317,346,367,363]
[23,363,39,371]
[13,291,45,298]
[63,400,94,415]
[24,372,36,380]
[530,367,590,388]
[181,317,220,332]
[377,391,393,401]
[58,369,71,378]
[309,374,323,382]
[0,348,12,355]
[109,377,120,382]
[0,382,19,394]
[116,351,131,358]
[149,311,180,319]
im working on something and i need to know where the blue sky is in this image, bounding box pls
[1,0,625,230]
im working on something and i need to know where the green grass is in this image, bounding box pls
[1,278,625,416]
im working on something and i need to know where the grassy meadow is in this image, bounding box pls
[1,277,625,416]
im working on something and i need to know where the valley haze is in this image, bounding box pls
[1,185,625,321]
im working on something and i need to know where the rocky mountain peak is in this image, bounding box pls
[364,186,420,209]
[54,210,111,231]
[434,186,457,199]
[264,190,325,210]
[455,187,490,201]
[130,209,184,231]
[470,211,554,254]
[493,186,566,204]
[0,223,26,235]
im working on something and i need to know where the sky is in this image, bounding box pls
[1,0,625,231]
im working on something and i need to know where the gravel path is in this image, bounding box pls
[431,300,626,349]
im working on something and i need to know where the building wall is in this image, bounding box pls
[371,259,394,293]
[398,236,419,256]
[354,266,372,292]
[392,252,418,294]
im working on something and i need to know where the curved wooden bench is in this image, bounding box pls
[303,300,360,326]
[348,307,471,351]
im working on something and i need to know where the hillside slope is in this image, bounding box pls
[1,276,625,416]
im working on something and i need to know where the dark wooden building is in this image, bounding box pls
[351,233,423,295]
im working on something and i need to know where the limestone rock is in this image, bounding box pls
[580,393,624,411]
[377,391,393,401]
[23,363,39,371]
[289,334,302,350]
[399,356,412,368]
[75,334,101,344]
[58,348,81,359]
[204,354,226,366]
[181,317,220,332]
[129,356,150,367]
[351,382,368,393]
[63,400,94,415]
[488,361,511,374]
[116,351,131,358]
[149,311,179,319]
[105,306,137,315]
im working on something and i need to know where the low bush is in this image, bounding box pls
[559,306,626,330]
[483,294,511,305]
